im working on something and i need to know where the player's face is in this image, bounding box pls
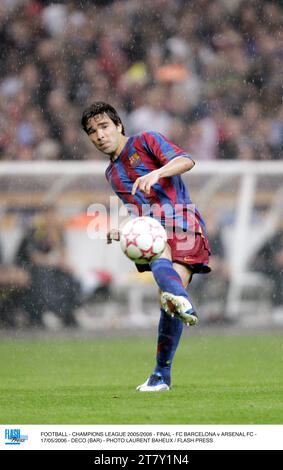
[86,113,125,158]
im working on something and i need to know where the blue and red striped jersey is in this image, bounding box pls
[105,131,206,234]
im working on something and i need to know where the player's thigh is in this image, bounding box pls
[173,262,192,288]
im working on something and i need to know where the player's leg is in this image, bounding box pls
[149,244,197,325]
[136,305,182,391]
[137,251,193,392]
[153,262,193,379]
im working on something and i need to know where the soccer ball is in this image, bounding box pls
[120,216,167,264]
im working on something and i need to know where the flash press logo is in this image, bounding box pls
[5,429,28,445]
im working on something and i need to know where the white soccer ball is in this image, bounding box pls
[120,216,167,264]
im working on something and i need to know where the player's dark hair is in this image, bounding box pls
[81,102,125,135]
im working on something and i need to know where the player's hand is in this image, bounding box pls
[132,171,160,196]
[107,229,121,244]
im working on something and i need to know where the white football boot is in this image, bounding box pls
[136,374,170,392]
[160,292,198,326]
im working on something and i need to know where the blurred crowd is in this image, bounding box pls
[0,204,112,329]
[0,0,282,162]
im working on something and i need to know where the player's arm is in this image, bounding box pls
[132,156,195,196]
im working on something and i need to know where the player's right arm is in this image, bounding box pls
[132,156,194,195]
[132,131,195,196]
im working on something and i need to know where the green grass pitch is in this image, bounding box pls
[0,333,282,424]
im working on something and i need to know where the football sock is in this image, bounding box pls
[150,257,193,308]
[153,308,183,385]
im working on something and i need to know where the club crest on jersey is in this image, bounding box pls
[129,152,141,167]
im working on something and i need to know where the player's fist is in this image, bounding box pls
[107,229,121,244]
[132,171,160,195]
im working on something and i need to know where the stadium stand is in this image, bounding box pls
[0,0,282,162]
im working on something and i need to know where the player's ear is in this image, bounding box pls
[117,123,122,134]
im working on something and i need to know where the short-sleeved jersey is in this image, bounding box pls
[105,131,206,235]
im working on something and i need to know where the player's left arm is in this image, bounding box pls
[132,156,194,196]
[107,215,133,244]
